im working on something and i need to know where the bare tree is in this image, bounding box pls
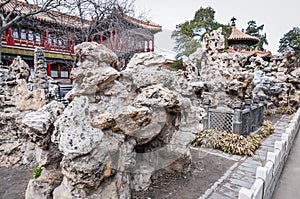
[0,0,159,68]
[0,0,65,61]
[60,0,156,68]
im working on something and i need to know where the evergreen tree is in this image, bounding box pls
[172,7,231,57]
[278,27,300,60]
[245,20,268,50]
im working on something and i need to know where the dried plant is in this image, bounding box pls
[264,109,274,117]
[192,129,263,156]
[259,120,275,137]
[276,106,296,115]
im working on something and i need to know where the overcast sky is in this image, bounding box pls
[135,0,300,54]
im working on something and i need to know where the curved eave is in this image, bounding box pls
[122,15,162,33]
[228,49,272,58]
[228,38,259,46]
[2,0,91,29]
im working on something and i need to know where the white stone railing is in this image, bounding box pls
[238,108,300,199]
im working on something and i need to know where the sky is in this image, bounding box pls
[134,0,300,54]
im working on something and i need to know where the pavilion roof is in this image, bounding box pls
[228,26,260,44]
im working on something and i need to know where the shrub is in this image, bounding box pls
[33,166,42,179]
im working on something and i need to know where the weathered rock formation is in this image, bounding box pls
[0,56,30,110]
[33,48,49,95]
[24,42,203,199]
[1,26,298,199]
[187,27,299,109]
[0,49,63,168]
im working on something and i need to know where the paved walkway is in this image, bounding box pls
[272,126,300,199]
[197,115,290,199]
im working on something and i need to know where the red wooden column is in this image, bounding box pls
[99,33,103,44]
[151,37,154,52]
[47,62,51,76]
[7,28,15,46]
[147,39,150,52]
[44,29,50,50]
[69,39,74,53]
[121,32,125,52]
[109,30,113,50]
[114,29,118,50]
[57,63,61,78]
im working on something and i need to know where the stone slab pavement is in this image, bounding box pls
[196,115,290,199]
[272,122,300,199]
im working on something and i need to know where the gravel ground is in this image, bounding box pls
[132,149,235,199]
[0,166,32,199]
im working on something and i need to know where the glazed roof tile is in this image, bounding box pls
[228,26,260,43]
[1,0,162,31]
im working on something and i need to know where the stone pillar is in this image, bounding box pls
[33,48,49,96]
[244,99,252,109]
[244,99,252,133]
[252,98,259,130]
[203,98,211,129]
[258,101,265,128]
[233,101,242,134]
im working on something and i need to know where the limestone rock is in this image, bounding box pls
[33,48,49,94]
[22,101,64,135]
[25,40,203,198]
[35,143,62,168]
[60,135,121,191]
[8,56,30,80]
[126,52,166,68]
[75,42,118,65]
[25,170,63,199]
[66,67,119,101]
[13,79,46,111]
[122,58,179,91]
[291,68,300,78]
[52,96,104,157]
[22,101,64,148]
[66,43,119,101]
[52,177,73,199]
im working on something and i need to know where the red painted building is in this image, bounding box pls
[1,1,162,84]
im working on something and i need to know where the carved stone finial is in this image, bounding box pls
[233,100,242,109]
[245,99,252,106]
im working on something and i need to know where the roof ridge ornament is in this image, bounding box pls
[231,16,237,27]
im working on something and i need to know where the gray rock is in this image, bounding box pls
[25,169,63,199]
[52,96,104,157]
